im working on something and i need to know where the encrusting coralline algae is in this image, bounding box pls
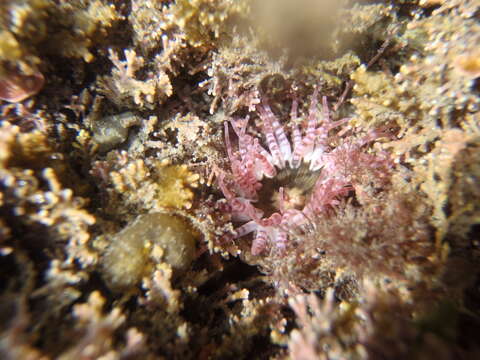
[1,0,479,359]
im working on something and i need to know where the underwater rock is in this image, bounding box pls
[92,112,139,153]
[102,213,197,290]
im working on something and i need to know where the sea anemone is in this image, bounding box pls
[217,87,391,255]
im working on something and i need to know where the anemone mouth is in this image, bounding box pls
[256,162,323,217]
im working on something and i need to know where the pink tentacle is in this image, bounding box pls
[230,198,263,221]
[216,169,236,200]
[252,229,269,255]
[308,86,320,120]
[290,95,299,120]
[253,139,276,178]
[224,122,235,162]
[233,221,258,238]
[321,96,331,124]
[260,212,282,227]
[274,231,288,251]
[262,105,292,164]
[233,118,253,159]
[281,208,308,227]
[290,124,303,168]
[258,104,283,167]
[299,90,321,159]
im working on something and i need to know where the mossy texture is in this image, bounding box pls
[1,0,479,359]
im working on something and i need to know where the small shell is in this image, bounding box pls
[0,69,44,103]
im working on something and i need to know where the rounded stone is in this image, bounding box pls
[102,213,196,290]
